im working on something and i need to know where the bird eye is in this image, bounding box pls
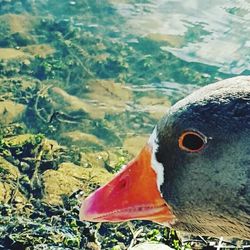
[178,131,206,153]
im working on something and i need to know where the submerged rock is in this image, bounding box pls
[0,14,37,34]
[147,33,184,48]
[84,79,133,115]
[123,135,148,156]
[22,44,55,58]
[137,95,170,120]
[3,133,43,148]
[42,161,113,205]
[61,131,105,149]
[0,44,55,61]
[0,48,30,60]
[0,13,38,48]
[0,76,39,94]
[51,86,105,119]
[50,80,133,121]
[0,156,25,203]
[0,100,26,124]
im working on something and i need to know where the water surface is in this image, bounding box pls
[113,0,250,75]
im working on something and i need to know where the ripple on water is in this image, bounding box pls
[112,0,250,74]
[132,81,199,104]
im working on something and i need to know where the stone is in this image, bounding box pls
[0,100,26,124]
[84,79,133,115]
[3,133,41,147]
[123,135,148,156]
[137,95,170,120]
[131,242,174,250]
[0,48,30,60]
[0,156,25,203]
[61,131,104,149]
[51,87,105,119]
[0,14,37,34]
[147,33,184,48]
[42,162,113,205]
[22,44,55,58]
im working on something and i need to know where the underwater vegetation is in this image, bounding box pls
[0,0,248,249]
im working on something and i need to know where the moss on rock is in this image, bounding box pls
[0,100,26,124]
[61,131,105,150]
[0,156,25,203]
[42,161,113,205]
[123,135,148,156]
[3,133,43,148]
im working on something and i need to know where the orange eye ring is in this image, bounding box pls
[178,131,207,153]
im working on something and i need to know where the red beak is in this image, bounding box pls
[80,144,174,224]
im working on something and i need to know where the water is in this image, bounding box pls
[113,0,250,74]
[0,0,250,249]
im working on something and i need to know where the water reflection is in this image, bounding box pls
[132,81,198,103]
[112,0,250,74]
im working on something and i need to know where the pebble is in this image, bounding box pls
[130,242,174,250]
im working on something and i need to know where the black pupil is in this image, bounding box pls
[182,133,204,151]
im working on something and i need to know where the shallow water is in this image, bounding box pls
[113,0,250,74]
[0,0,250,249]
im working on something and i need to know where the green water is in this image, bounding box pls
[0,0,249,249]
